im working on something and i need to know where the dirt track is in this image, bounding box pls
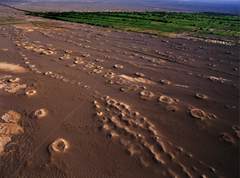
[0,5,239,178]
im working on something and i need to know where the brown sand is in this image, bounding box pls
[0,5,239,178]
[0,62,27,73]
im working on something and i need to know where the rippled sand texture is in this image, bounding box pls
[0,5,239,178]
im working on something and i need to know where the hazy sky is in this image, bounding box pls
[1,0,239,3]
[70,0,235,1]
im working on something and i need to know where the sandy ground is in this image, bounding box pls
[0,5,239,178]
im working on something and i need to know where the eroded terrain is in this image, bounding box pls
[0,5,239,178]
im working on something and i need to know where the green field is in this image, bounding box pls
[28,11,240,37]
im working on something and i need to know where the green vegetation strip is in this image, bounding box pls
[28,11,240,37]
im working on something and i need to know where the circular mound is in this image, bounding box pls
[49,138,70,153]
[8,77,20,83]
[159,79,171,85]
[195,93,208,100]
[113,64,124,69]
[25,89,37,96]
[158,95,174,105]
[33,108,48,119]
[135,72,145,77]
[190,108,207,120]
[44,71,53,76]
[140,90,155,99]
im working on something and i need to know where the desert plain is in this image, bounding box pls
[0,4,239,178]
